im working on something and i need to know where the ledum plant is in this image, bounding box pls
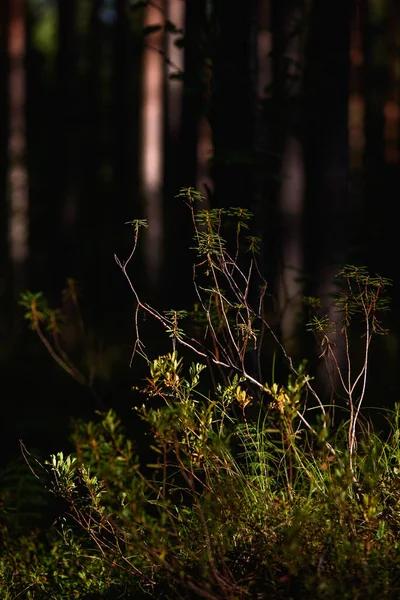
[115,188,392,470]
[14,187,395,599]
[304,265,391,471]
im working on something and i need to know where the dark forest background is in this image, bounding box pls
[1,0,400,465]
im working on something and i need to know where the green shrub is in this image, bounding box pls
[2,188,400,599]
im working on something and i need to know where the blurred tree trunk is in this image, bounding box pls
[157,0,212,308]
[253,0,272,276]
[108,0,144,323]
[46,0,79,283]
[163,0,188,307]
[164,0,185,194]
[303,0,352,403]
[363,0,387,272]
[141,0,165,294]
[191,1,213,204]
[180,0,213,204]
[0,0,9,339]
[166,0,184,148]
[348,1,366,261]
[81,0,102,229]
[386,0,400,402]
[211,0,257,211]
[272,0,307,356]
[57,0,79,223]
[6,0,29,319]
[364,0,400,396]
[113,0,133,227]
[180,0,210,194]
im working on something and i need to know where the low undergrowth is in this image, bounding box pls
[1,189,399,599]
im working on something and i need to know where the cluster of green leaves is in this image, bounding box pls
[305,264,392,343]
[0,526,124,600]
[19,291,65,333]
[18,281,122,403]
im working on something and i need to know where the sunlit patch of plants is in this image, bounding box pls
[2,188,400,599]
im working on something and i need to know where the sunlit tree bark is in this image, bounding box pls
[7,0,29,303]
[141,0,165,293]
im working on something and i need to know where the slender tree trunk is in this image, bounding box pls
[253,0,272,272]
[141,0,165,294]
[7,0,29,311]
[193,0,213,204]
[58,0,79,227]
[113,0,132,228]
[0,0,10,339]
[211,0,257,211]
[46,0,79,285]
[365,0,400,395]
[348,0,365,252]
[180,0,212,200]
[166,0,184,146]
[156,0,211,308]
[81,0,102,226]
[162,0,188,306]
[272,0,307,356]
[304,0,352,279]
[363,0,387,273]
[164,0,185,198]
[303,0,352,403]
[0,4,9,249]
